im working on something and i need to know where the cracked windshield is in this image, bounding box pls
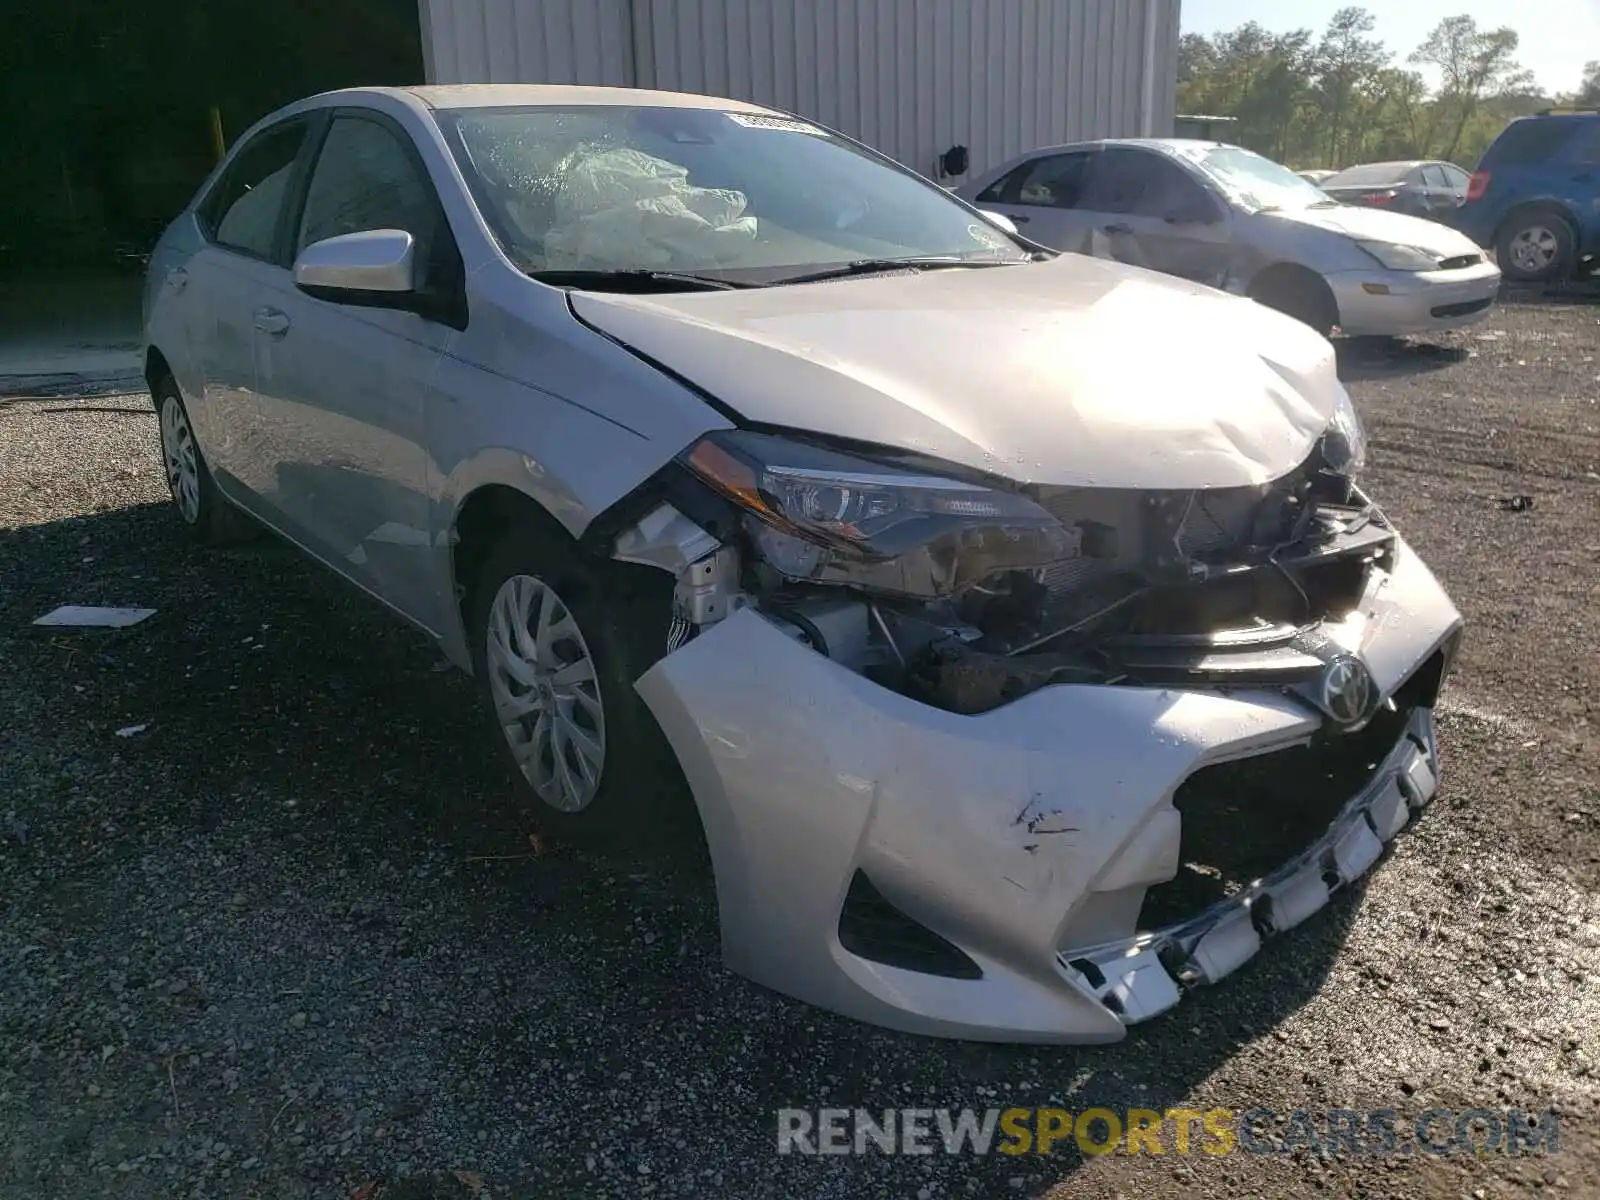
[443,105,1026,282]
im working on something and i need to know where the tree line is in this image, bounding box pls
[1178,5,1600,172]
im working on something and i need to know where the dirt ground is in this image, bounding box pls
[1,289,1597,1199]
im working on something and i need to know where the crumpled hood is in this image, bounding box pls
[571,254,1345,489]
[1268,202,1482,258]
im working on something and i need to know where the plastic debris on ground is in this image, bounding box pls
[33,605,156,629]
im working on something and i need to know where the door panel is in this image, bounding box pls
[185,117,313,503]
[1419,166,1451,218]
[196,249,297,504]
[250,110,463,632]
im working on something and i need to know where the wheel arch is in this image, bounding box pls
[1247,261,1339,333]
[1493,199,1579,246]
[448,484,579,663]
[144,345,174,405]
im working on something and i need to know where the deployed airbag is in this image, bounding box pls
[542,146,758,270]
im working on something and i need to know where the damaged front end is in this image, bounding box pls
[608,408,1462,1042]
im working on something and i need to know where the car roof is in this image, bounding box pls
[999,137,1231,162]
[298,83,779,116]
[1325,160,1428,176]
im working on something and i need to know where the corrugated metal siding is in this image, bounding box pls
[419,0,1178,176]
[418,0,634,86]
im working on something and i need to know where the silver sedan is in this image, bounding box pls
[144,86,1462,1042]
[959,139,1501,338]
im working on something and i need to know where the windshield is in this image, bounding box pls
[1322,163,1412,188]
[1179,145,1333,212]
[436,105,1027,284]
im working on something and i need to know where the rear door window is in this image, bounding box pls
[1422,165,1451,187]
[1484,119,1580,166]
[977,153,1093,208]
[1012,152,1093,208]
[198,119,311,261]
[974,163,1032,204]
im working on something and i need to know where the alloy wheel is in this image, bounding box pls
[159,395,201,524]
[485,573,606,813]
[1507,225,1559,275]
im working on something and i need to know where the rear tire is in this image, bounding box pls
[467,525,686,844]
[152,375,254,545]
[1495,208,1576,283]
[1249,267,1338,338]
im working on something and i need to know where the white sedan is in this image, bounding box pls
[960,139,1501,337]
[144,86,1462,1042]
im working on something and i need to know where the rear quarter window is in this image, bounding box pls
[1482,119,1584,167]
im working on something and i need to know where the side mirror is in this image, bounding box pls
[294,229,416,299]
[978,209,1020,236]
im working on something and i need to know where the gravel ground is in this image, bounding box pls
[2,290,1598,1199]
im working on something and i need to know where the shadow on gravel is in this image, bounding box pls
[1501,278,1600,307]
[0,501,1369,1195]
[1336,336,1468,383]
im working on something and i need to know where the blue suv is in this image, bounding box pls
[1452,110,1600,282]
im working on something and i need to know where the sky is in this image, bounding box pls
[1181,0,1600,94]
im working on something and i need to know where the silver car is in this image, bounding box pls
[144,86,1462,1043]
[959,139,1500,337]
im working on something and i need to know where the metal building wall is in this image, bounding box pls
[418,0,635,86]
[418,0,1179,177]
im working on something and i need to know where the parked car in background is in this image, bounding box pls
[144,85,1464,1042]
[1319,160,1470,219]
[958,139,1500,337]
[1451,108,1600,282]
[1297,169,1336,186]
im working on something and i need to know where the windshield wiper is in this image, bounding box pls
[773,257,1028,286]
[526,268,749,292]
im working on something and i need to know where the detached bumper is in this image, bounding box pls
[635,537,1462,1043]
[1327,260,1501,336]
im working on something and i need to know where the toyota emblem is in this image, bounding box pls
[1320,656,1373,726]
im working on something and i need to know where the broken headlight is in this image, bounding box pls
[681,430,1078,599]
[1320,389,1367,479]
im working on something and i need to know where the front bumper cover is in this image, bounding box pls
[634,535,1462,1043]
[1326,259,1501,336]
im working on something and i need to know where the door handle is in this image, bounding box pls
[253,307,290,337]
[165,267,188,291]
[1102,222,1134,236]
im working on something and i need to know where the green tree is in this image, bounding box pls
[1314,7,1390,166]
[1567,61,1600,107]
[1409,15,1534,161]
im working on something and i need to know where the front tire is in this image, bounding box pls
[153,376,252,545]
[1249,267,1338,338]
[468,529,683,842]
[1496,209,1576,283]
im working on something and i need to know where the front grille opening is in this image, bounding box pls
[1123,552,1373,636]
[1135,655,1440,933]
[1431,297,1494,319]
[837,871,983,980]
